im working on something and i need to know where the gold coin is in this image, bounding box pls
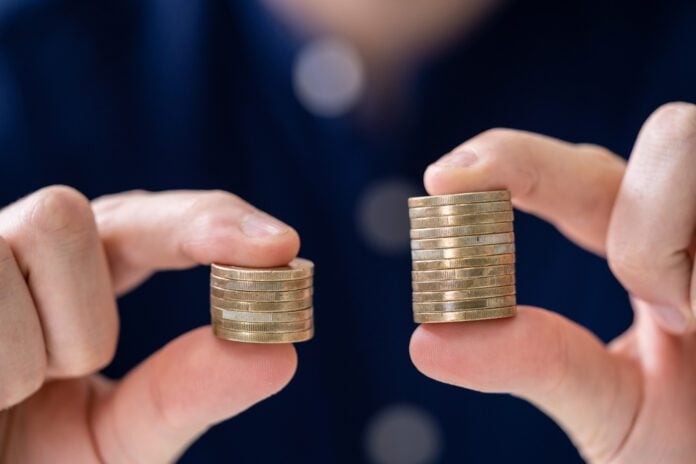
[211,258,314,281]
[210,307,313,322]
[411,232,514,250]
[413,285,516,302]
[412,264,515,281]
[413,295,517,312]
[408,190,510,207]
[213,326,314,343]
[212,318,313,332]
[210,286,313,302]
[210,275,312,291]
[412,253,516,271]
[412,274,516,292]
[209,296,312,312]
[410,222,513,239]
[411,243,515,261]
[414,306,517,323]
[409,201,512,218]
[410,211,514,229]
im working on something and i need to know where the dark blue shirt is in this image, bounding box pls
[1,0,695,462]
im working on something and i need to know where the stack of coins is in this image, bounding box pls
[210,258,315,343]
[408,190,517,323]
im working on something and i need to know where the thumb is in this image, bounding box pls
[91,327,297,463]
[409,307,640,463]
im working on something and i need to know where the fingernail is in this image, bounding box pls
[241,212,289,238]
[434,149,479,168]
[652,306,689,332]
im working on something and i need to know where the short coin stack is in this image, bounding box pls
[408,190,517,323]
[210,258,315,343]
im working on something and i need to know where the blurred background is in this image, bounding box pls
[1,0,695,462]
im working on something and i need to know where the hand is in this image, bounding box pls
[0,188,300,462]
[409,102,696,463]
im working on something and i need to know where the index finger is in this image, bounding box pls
[424,128,626,255]
[92,190,301,294]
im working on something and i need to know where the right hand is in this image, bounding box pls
[410,103,696,463]
[0,187,300,463]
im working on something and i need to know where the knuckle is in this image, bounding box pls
[51,323,118,378]
[646,102,696,141]
[52,345,115,378]
[194,208,236,234]
[476,127,520,143]
[575,143,617,161]
[469,128,540,198]
[188,191,248,229]
[203,190,243,207]
[606,240,648,287]
[470,128,522,157]
[0,366,45,409]
[27,185,94,235]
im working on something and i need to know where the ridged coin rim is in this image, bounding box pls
[414,306,517,323]
[412,264,515,281]
[410,232,514,250]
[409,201,512,218]
[211,258,314,281]
[410,211,514,229]
[412,295,517,312]
[412,274,516,292]
[210,307,313,322]
[212,326,314,343]
[412,254,516,271]
[411,243,515,261]
[413,285,516,302]
[209,296,312,312]
[210,275,312,291]
[210,286,313,302]
[408,190,510,207]
[410,222,513,239]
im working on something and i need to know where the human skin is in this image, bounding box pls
[410,102,696,463]
[0,189,301,463]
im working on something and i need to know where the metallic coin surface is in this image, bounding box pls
[211,258,314,281]
[209,296,312,312]
[410,222,513,239]
[411,253,516,271]
[413,295,517,312]
[413,285,516,302]
[411,243,515,261]
[212,318,313,332]
[210,286,313,302]
[212,326,314,343]
[412,264,515,282]
[412,274,516,292]
[409,201,512,218]
[410,232,514,250]
[210,275,313,291]
[210,307,313,322]
[414,306,517,323]
[410,211,514,229]
[408,190,510,207]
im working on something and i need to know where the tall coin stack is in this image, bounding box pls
[408,190,517,323]
[210,258,315,343]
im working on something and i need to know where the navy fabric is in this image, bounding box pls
[0,0,695,462]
